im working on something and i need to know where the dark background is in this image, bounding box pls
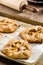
[0,56,24,65]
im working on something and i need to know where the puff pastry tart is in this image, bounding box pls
[0,18,18,33]
[20,26,43,43]
[2,39,32,59]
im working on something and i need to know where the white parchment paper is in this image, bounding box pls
[0,16,43,65]
[0,26,43,65]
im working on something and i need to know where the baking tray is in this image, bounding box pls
[0,16,43,65]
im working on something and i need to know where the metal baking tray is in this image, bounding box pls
[0,15,43,65]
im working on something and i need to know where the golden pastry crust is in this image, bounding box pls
[2,39,32,59]
[0,33,2,39]
[0,18,18,33]
[20,26,43,43]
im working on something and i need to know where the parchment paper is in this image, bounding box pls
[0,16,43,65]
[0,25,43,65]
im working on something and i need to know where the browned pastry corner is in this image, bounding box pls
[2,39,32,59]
[0,18,18,33]
[20,26,43,43]
[0,33,2,39]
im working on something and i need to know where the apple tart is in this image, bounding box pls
[2,39,32,59]
[0,18,18,33]
[20,26,43,43]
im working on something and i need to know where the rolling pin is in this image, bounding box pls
[1,0,38,12]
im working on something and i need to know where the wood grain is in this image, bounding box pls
[0,5,43,26]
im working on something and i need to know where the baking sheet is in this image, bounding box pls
[0,16,43,65]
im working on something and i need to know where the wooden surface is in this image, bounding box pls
[0,5,43,26]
